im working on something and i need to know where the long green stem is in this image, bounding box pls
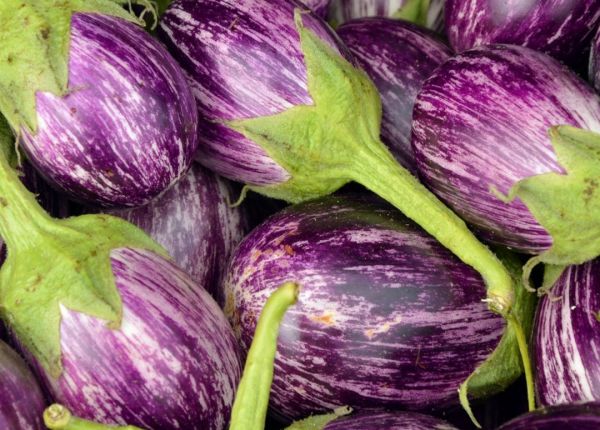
[43,404,143,430]
[354,143,514,316]
[507,314,536,411]
[229,282,300,430]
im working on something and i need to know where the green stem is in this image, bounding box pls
[507,314,536,411]
[229,282,300,430]
[43,404,143,430]
[0,136,51,250]
[353,143,514,316]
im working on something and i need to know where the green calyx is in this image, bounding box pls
[43,404,143,429]
[493,126,600,292]
[229,282,299,430]
[0,119,167,378]
[459,249,537,428]
[392,0,431,27]
[284,406,352,430]
[0,0,145,134]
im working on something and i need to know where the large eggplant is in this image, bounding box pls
[497,403,600,430]
[412,45,600,257]
[446,0,600,65]
[337,17,451,172]
[287,410,459,429]
[6,9,198,207]
[534,260,600,406]
[223,194,532,421]
[0,340,46,430]
[107,163,247,298]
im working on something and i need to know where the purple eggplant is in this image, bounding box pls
[446,0,600,65]
[16,12,198,207]
[534,260,600,407]
[497,402,600,430]
[287,410,460,429]
[106,163,247,298]
[0,340,46,430]
[337,17,451,171]
[412,44,600,254]
[329,0,445,30]
[223,194,532,421]
[590,27,600,92]
[302,0,331,17]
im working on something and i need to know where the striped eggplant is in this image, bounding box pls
[223,194,532,421]
[534,260,600,406]
[28,248,242,429]
[337,17,451,172]
[0,340,46,430]
[329,0,445,30]
[160,0,522,344]
[412,45,600,255]
[302,0,331,17]
[446,0,600,66]
[590,27,600,92]
[497,403,600,430]
[105,163,247,298]
[4,7,198,207]
[287,410,459,429]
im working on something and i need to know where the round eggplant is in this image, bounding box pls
[534,260,600,406]
[337,17,451,172]
[20,13,198,207]
[446,0,600,65]
[497,402,600,430]
[223,195,507,420]
[412,44,600,254]
[107,163,248,298]
[0,340,46,430]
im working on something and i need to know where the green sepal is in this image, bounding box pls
[392,0,431,26]
[225,8,382,203]
[459,249,537,428]
[0,122,167,378]
[44,403,143,429]
[0,0,143,133]
[284,406,352,430]
[493,126,600,280]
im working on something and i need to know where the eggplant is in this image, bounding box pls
[0,340,46,430]
[106,163,248,298]
[590,26,600,92]
[287,410,459,429]
[412,45,600,258]
[160,0,522,350]
[302,0,331,17]
[534,260,600,406]
[223,194,534,422]
[497,402,600,430]
[446,0,600,66]
[3,7,198,207]
[329,0,445,30]
[337,17,451,172]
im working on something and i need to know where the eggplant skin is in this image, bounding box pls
[590,27,600,92]
[446,0,600,65]
[107,163,248,298]
[20,13,198,208]
[223,194,503,420]
[337,17,451,173]
[0,340,46,430]
[158,0,349,186]
[323,410,458,430]
[302,0,331,17]
[497,402,600,429]
[32,248,241,430]
[534,260,600,406]
[412,44,600,254]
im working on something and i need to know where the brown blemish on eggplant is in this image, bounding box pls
[283,244,295,256]
[310,312,334,326]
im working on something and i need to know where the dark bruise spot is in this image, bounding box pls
[70,107,77,115]
[583,178,598,204]
[0,197,8,207]
[40,26,50,40]
[138,81,145,88]
[104,169,115,178]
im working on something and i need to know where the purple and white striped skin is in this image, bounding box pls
[329,0,445,30]
[20,13,198,207]
[0,340,46,430]
[158,0,350,186]
[322,410,459,429]
[223,195,504,420]
[497,402,600,430]
[533,260,600,407]
[302,0,331,17]
[31,248,241,430]
[412,44,600,254]
[446,0,600,65]
[590,27,600,92]
[337,18,451,172]
[105,163,247,298]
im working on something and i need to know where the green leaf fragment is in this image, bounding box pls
[284,406,352,430]
[0,0,142,133]
[392,0,431,26]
